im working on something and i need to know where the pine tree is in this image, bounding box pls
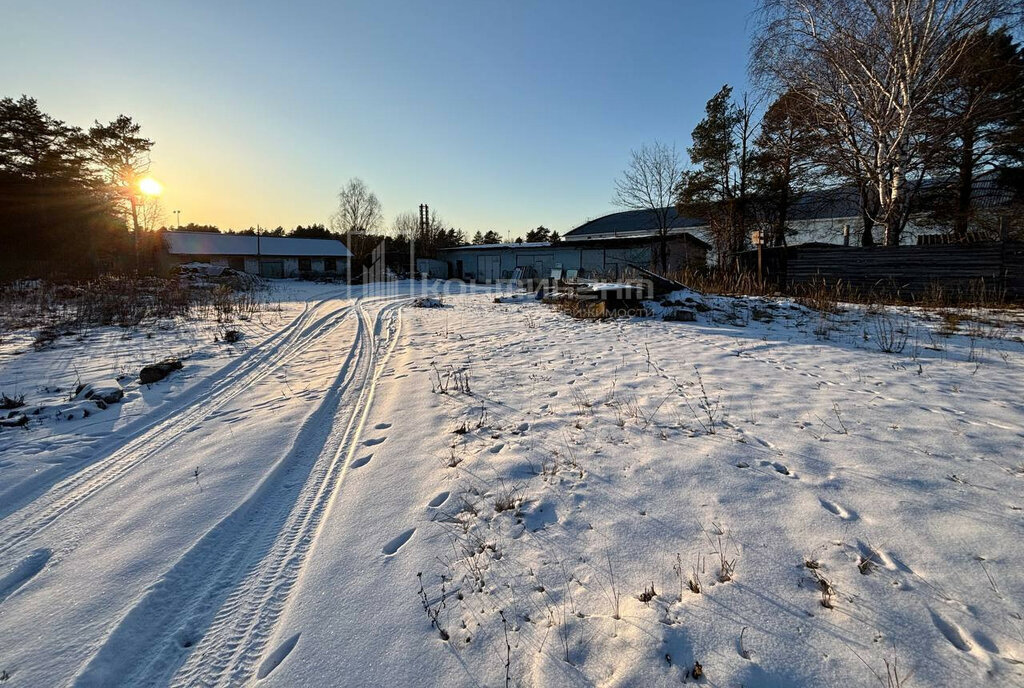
[751,90,819,246]
[676,85,751,264]
[525,226,552,242]
[927,28,1024,237]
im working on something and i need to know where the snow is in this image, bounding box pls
[578,282,644,291]
[1,281,1022,687]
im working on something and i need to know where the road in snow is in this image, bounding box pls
[0,282,449,686]
[1,282,1023,687]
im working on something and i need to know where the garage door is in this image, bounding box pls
[476,255,501,281]
[260,260,284,278]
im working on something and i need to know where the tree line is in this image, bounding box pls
[166,222,341,239]
[462,227,562,245]
[0,96,159,278]
[616,0,1024,270]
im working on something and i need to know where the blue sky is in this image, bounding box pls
[4,0,758,236]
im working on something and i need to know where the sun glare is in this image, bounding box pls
[138,176,163,196]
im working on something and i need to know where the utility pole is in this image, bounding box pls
[416,204,429,280]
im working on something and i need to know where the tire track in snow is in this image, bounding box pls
[72,297,407,687]
[0,296,355,560]
[183,299,407,687]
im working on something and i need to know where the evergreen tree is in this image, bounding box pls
[676,85,751,264]
[164,223,220,233]
[525,226,552,242]
[0,96,122,277]
[751,89,819,246]
[289,223,333,239]
[926,28,1024,237]
[88,115,155,239]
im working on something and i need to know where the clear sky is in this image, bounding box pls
[4,0,758,237]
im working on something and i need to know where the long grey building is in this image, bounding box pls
[160,231,352,278]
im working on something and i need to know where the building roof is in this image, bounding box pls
[163,231,351,257]
[440,241,551,251]
[564,208,708,239]
[563,233,710,249]
[564,196,863,242]
[439,234,711,252]
[786,189,862,221]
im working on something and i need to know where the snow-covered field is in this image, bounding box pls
[1,280,1022,687]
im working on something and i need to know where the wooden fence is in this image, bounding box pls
[738,241,1024,301]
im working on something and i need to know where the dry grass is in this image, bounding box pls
[1,275,268,335]
[663,266,1019,309]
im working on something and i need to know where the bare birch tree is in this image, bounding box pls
[330,177,382,270]
[330,177,382,235]
[391,211,419,241]
[753,0,1021,245]
[613,141,684,271]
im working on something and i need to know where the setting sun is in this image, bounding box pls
[138,176,162,196]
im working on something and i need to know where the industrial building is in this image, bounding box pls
[160,231,351,278]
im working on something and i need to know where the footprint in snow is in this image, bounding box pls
[819,498,856,521]
[761,460,795,477]
[374,422,392,430]
[428,491,451,508]
[350,455,372,469]
[0,548,52,604]
[363,437,386,447]
[257,632,301,679]
[971,629,1000,654]
[929,609,972,652]
[382,529,416,556]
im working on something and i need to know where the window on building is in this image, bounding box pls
[324,258,337,272]
[298,258,312,272]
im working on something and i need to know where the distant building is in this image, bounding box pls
[563,194,934,252]
[439,210,711,282]
[565,198,873,249]
[160,231,351,278]
[439,235,709,282]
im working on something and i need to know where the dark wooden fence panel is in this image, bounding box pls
[735,246,797,286]
[1004,242,1024,297]
[782,241,1023,299]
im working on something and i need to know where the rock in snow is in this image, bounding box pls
[412,297,445,308]
[75,381,125,405]
[0,413,28,428]
[663,308,697,322]
[139,358,183,384]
